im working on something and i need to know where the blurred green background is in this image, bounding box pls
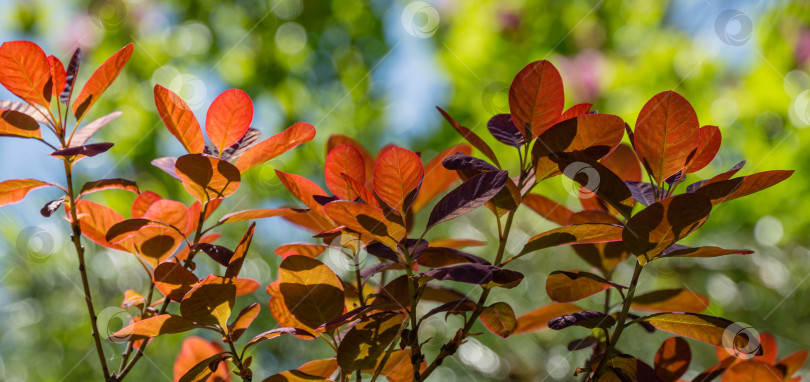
[0,0,809,380]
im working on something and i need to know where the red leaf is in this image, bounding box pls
[373,146,423,213]
[218,207,301,224]
[206,89,253,153]
[509,60,565,137]
[559,103,592,122]
[229,303,260,342]
[522,193,574,226]
[47,55,65,101]
[276,170,330,214]
[131,191,162,218]
[75,200,125,250]
[685,125,721,174]
[694,170,794,205]
[235,122,315,172]
[0,178,53,206]
[412,144,471,211]
[327,135,374,185]
[154,84,205,154]
[437,107,501,168]
[634,91,700,185]
[173,337,230,382]
[601,143,642,182]
[0,109,41,139]
[325,143,366,200]
[0,41,51,107]
[323,201,405,249]
[72,43,133,120]
[340,173,379,207]
[654,337,691,382]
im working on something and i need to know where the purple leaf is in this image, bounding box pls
[487,114,525,147]
[151,157,179,179]
[365,239,427,263]
[50,142,113,158]
[421,264,495,284]
[193,243,234,266]
[567,336,599,351]
[313,194,339,205]
[548,311,615,330]
[60,48,80,104]
[422,299,477,321]
[415,246,491,267]
[40,197,64,217]
[221,128,261,162]
[685,160,746,193]
[441,152,498,172]
[70,111,122,147]
[426,170,509,230]
[625,181,657,206]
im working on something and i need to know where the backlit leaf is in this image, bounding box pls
[519,223,623,257]
[206,89,253,153]
[487,113,525,147]
[479,302,517,338]
[278,255,345,330]
[508,60,565,137]
[545,271,618,303]
[225,223,255,279]
[173,337,230,382]
[175,154,241,202]
[633,91,700,185]
[325,143,366,200]
[632,289,710,313]
[218,207,300,224]
[559,103,592,121]
[70,111,122,147]
[72,43,133,120]
[339,173,379,207]
[235,122,315,172]
[601,143,642,182]
[0,178,53,207]
[0,100,50,124]
[412,144,471,211]
[79,178,138,197]
[426,170,508,230]
[373,146,423,213]
[47,55,65,101]
[154,84,205,154]
[684,125,721,174]
[777,350,809,379]
[0,109,41,139]
[721,361,783,382]
[60,48,80,104]
[0,41,51,106]
[245,327,317,351]
[276,170,330,213]
[109,314,196,342]
[275,243,328,259]
[323,201,405,249]
[337,312,403,372]
[229,303,260,342]
[642,313,763,355]
[522,193,574,226]
[75,200,125,250]
[180,274,236,328]
[50,142,113,158]
[654,337,691,382]
[514,303,582,334]
[326,134,374,184]
[154,262,199,301]
[693,170,794,205]
[552,154,635,217]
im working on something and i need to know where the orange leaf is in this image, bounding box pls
[340,173,379,207]
[0,178,52,206]
[47,55,65,101]
[365,349,425,382]
[479,302,517,338]
[109,314,196,342]
[654,337,691,382]
[323,201,405,249]
[642,313,763,356]
[175,154,241,202]
[0,41,51,107]
[427,238,485,249]
[518,223,624,257]
[154,262,199,301]
[327,134,374,186]
[337,312,404,372]
[559,103,592,122]
[276,170,330,213]
[601,143,642,182]
[235,122,315,172]
[72,43,133,120]
[721,361,784,382]
[755,332,778,364]
[685,125,721,174]
[324,143,366,200]
[234,278,260,296]
[132,190,162,218]
[508,60,565,137]
[373,146,423,213]
[522,193,574,226]
[412,144,471,211]
[655,245,753,259]
[278,255,344,331]
[631,289,710,314]
[694,170,794,205]
[275,243,328,259]
[266,280,315,335]
[206,89,253,153]
[0,109,42,139]
[229,303,260,342]
[634,91,700,185]
[225,223,255,279]
[142,199,190,234]
[514,303,582,334]
[75,200,125,250]
[218,207,301,224]
[545,270,617,303]
[180,274,236,328]
[154,84,205,154]
[79,178,139,197]
[777,350,809,379]
[437,107,501,167]
[173,337,230,382]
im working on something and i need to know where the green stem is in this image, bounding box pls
[593,261,644,377]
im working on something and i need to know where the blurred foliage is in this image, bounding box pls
[0,0,808,381]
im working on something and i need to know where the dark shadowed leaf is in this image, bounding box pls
[79,178,139,197]
[220,128,261,162]
[177,352,230,382]
[518,223,623,257]
[441,152,498,172]
[601,143,642,182]
[437,106,501,167]
[175,154,241,202]
[567,336,599,351]
[508,60,565,137]
[657,245,754,259]
[625,181,657,206]
[552,154,635,217]
[415,247,491,267]
[153,262,200,301]
[686,161,746,193]
[693,170,794,205]
[487,113,525,147]
[548,311,615,330]
[60,48,80,104]
[412,144,471,212]
[426,170,508,230]
[323,201,405,250]
[50,142,113,158]
[654,337,691,382]
[278,255,345,331]
[245,327,316,352]
[193,243,234,266]
[422,299,477,322]
[684,125,721,174]
[40,197,64,217]
[0,100,50,124]
[225,223,255,278]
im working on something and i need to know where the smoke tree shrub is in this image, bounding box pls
[0,39,804,382]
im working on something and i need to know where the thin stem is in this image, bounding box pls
[64,159,111,380]
[593,261,644,377]
[224,331,248,380]
[400,237,422,381]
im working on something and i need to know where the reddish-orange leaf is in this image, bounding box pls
[685,125,721,174]
[323,201,405,249]
[642,313,763,356]
[522,193,574,226]
[654,337,691,382]
[275,243,328,259]
[121,289,145,309]
[755,333,778,364]
[180,274,236,328]
[143,199,190,234]
[0,41,51,107]
[694,170,794,205]
[218,207,301,224]
[601,143,642,182]
[109,314,196,342]
[777,350,809,379]
[632,289,710,313]
[175,154,241,202]
[340,173,379,207]
[623,193,712,264]
[132,225,185,267]
[282,209,335,233]
[175,233,220,263]
[47,55,66,101]
[721,361,783,382]
[266,280,316,335]
[634,91,700,185]
[79,178,139,197]
[428,238,485,249]
[235,122,316,172]
[509,60,565,137]
[173,337,230,382]
[72,43,133,120]
[245,328,317,352]
[325,143,366,200]
[0,179,52,206]
[234,278,260,296]
[559,103,592,122]
[545,270,617,302]
[327,134,374,185]
[437,107,501,167]
[75,200,125,250]
[278,255,345,331]
[154,84,205,154]
[514,303,582,334]
[532,113,625,180]
[299,358,339,379]
[479,302,517,338]
[373,146,423,213]
[412,144,471,211]
[153,262,199,301]
[518,223,624,257]
[276,170,330,214]
[229,303,260,342]
[131,191,162,218]
[0,109,42,139]
[206,89,253,153]
[225,223,255,279]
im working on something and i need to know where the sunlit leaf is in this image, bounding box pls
[642,313,763,355]
[153,262,199,301]
[339,173,379,207]
[514,303,582,334]
[79,178,138,197]
[175,154,241,202]
[654,337,691,382]
[479,302,517,338]
[0,178,53,207]
[412,144,471,211]
[721,361,783,382]
[47,55,65,102]
[323,201,404,249]
[324,143,366,200]
[245,327,317,352]
[545,271,619,303]
[509,60,565,137]
[632,289,709,314]
[0,41,51,107]
[235,122,316,172]
[180,274,236,328]
[154,84,205,153]
[206,88,253,153]
[275,243,328,259]
[228,303,260,342]
[683,125,721,174]
[278,255,345,331]
[601,143,642,182]
[0,100,50,124]
[72,43,133,120]
[336,312,403,372]
[326,134,374,185]
[519,223,623,257]
[225,223,255,279]
[109,314,196,342]
[777,350,809,379]
[373,146,423,213]
[174,337,230,382]
[693,170,794,205]
[522,193,574,226]
[0,109,41,139]
[75,200,125,250]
